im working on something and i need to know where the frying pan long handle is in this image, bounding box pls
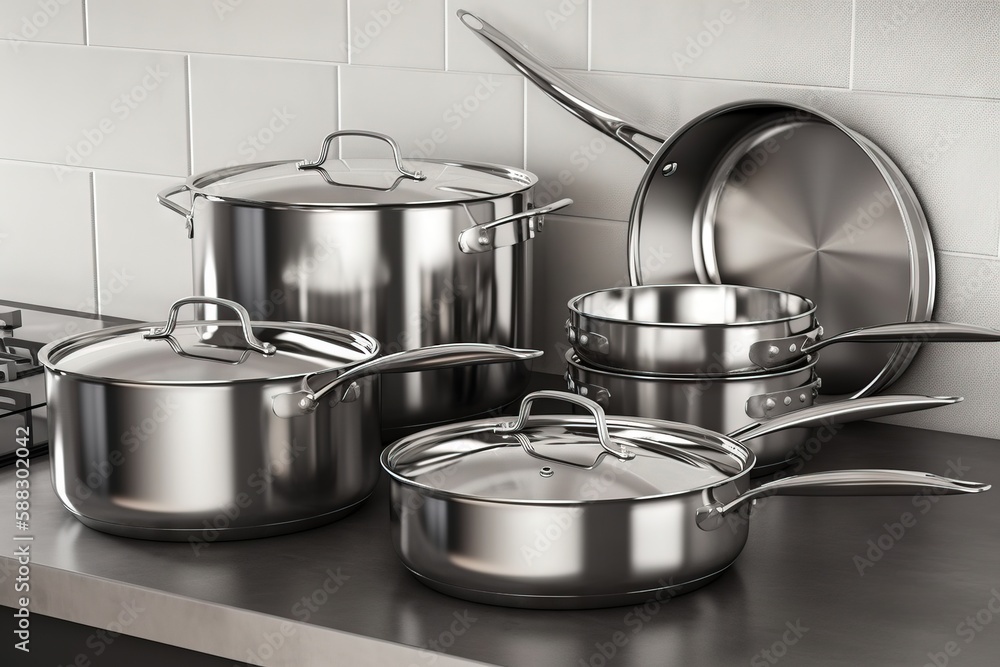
[751,322,1000,368]
[271,344,543,418]
[696,470,990,531]
[729,395,963,441]
[458,11,664,163]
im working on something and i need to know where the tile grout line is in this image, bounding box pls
[185,55,194,174]
[587,0,592,71]
[522,78,528,169]
[88,172,100,316]
[849,0,856,89]
[443,1,449,71]
[335,65,342,158]
[345,0,352,65]
[940,249,1000,262]
[81,0,89,45]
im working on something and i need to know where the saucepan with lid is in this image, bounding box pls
[381,391,988,609]
[40,296,541,541]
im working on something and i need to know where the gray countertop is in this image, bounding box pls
[2,421,999,666]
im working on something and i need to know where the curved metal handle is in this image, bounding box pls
[156,183,195,239]
[750,322,1000,369]
[272,343,543,418]
[696,469,990,531]
[298,130,426,181]
[144,297,276,356]
[730,395,964,441]
[497,390,634,461]
[458,11,664,163]
[458,198,573,254]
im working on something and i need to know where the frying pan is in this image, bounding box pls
[567,284,1000,375]
[459,11,936,398]
[564,350,960,473]
[382,391,988,609]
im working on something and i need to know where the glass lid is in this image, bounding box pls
[382,391,751,504]
[190,131,536,208]
[39,297,378,384]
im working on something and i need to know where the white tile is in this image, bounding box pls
[591,0,852,87]
[0,42,188,175]
[530,214,628,375]
[854,1,1000,98]
[446,0,588,74]
[527,69,1000,256]
[190,55,337,173]
[349,0,445,69]
[879,254,1000,439]
[93,171,193,321]
[0,160,95,312]
[339,66,523,166]
[0,0,84,47]
[87,0,348,61]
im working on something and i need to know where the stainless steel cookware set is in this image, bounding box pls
[33,9,996,611]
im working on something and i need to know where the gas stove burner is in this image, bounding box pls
[0,308,45,382]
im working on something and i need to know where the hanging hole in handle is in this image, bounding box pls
[298,130,426,181]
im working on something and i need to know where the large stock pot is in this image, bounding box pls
[39,297,541,541]
[158,130,570,438]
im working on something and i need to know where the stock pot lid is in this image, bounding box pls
[40,317,379,384]
[382,393,752,504]
[191,158,536,208]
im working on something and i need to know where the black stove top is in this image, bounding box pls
[0,300,132,464]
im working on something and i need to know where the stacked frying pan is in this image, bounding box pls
[564,283,1000,472]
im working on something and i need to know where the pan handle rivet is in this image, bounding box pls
[540,466,554,478]
[764,398,776,410]
[661,162,678,177]
[783,396,792,406]
[767,345,779,358]
[579,333,590,346]
[799,393,807,402]
[789,343,797,353]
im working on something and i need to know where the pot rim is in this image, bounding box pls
[568,284,818,329]
[38,318,382,387]
[184,158,540,211]
[380,414,758,507]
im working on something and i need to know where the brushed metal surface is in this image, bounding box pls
[3,422,1000,665]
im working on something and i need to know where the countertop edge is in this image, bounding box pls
[0,557,498,667]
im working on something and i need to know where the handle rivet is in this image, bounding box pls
[789,343,797,353]
[478,232,491,246]
[783,396,792,406]
[567,328,577,343]
[764,398,776,410]
[540,466,554,478]
[579,333,589,346]
[661,162,678,177]
[768,345,780,358]
[799,393,807,402]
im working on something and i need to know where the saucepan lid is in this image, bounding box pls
[39,297,379,385]
[381,390,753,504]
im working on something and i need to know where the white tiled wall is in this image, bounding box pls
[1,1,998,437]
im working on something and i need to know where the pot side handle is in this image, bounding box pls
[157,183,195,238]
[458,198,572,254]
[458,11,664,163]
[271,343,543,418]
[696,469,990,531]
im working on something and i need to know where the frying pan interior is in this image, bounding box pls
[572,284,815,326]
